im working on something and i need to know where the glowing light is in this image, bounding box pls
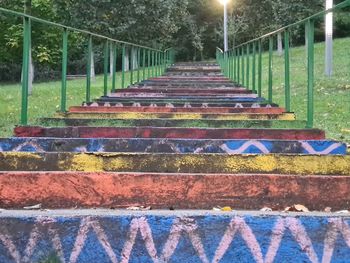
[219,0,229,5]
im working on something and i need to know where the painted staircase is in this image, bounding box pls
[0,62,350,262]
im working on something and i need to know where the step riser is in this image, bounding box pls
[97,97,265,103]
[70,106,286,114]
[117,87,247,95]
[1,172,350,209]
[89,102,279,108]
[109,93,258,98]
[60,112,295,121]
[1,211,348,263]
[15,127,324,140]
[1,138,345,154]
[1,153,349,175]
[39,118,307,128]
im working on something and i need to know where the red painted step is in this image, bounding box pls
[69,106,286,114]
[14,126,326,140]
[116,88,250,94]
[0,172,348,210]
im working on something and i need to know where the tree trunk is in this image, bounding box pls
[125,48,129,72]
[131,48,138,70]
[91,49,96,80]
[277,32,283,56]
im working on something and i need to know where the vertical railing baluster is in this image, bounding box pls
[268,36,273,103]
[233,48,236,82]
[307,20,315,128]
[252,41,256,93]
[142,49,146,81]
[246,44,250,89]
[237,48,240,84]
[284,30,291,112]
[112,43,117,92]
[258,39,262,97]
[130,47,134,85]
[103,40,109,95]
[242,46,245,87]
[148,49,151,79]
[86,35,92,103]
[21,16,31,124]
[60,28,68,112]
[122,44,126,89]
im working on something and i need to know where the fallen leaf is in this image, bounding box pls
[221,206,233,212]
[335,210,350,214]
[285,204,309,212]
[260,207,273,212]
[23,204,42,210]
[324,207,332,213]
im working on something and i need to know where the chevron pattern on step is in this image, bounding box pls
[0,62,349,262]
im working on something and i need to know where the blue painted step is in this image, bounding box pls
[0,138,346,155]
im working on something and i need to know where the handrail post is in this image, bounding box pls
[147,50,151,79]
[252,41,256,93]
[112,43,117,92]
[60,28,68,112]
[130,47,134,85]
[103,40,109,95]
[233,48,236,82]
[307,19,315,128]
[242,46,245,87]
[86,35,92,103]
[284,30,291,112]
[246,44,250,89]
[122,44,126,89]
[268,36,273,103]
[237,48,240,84]
[142,49,146,81]
[21,16,31,125]
[258,39,262,97]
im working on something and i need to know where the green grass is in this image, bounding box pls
[0,70,145,136]
[258,37,350,142]
[1,38,350,143]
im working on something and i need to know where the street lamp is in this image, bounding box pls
[219,0,229,52]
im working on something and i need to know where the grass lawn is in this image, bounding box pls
[0,38,349,142]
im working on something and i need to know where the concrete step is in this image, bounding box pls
[1,152,349,174]
[1,209,349,263]
[38,118,307,128]
[57,112,295,121]
[113,88,251,94]
[70,106,287,114]
[108,93,258,98]
[1,138,345,154]
[96,97,265,103]
[1,172,350,209]
[14,127,325,140]
[86,101,279,108]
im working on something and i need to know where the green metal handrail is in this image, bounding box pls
[217,0,350,128]
[0,7,175,125]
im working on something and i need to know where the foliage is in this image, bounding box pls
[0,0,350,79]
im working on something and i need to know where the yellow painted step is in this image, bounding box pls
[58,112,296,121]
[1,152,349,175]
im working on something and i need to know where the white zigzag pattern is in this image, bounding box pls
[220,141,270,154]
[0,217,349,263]
[300,142,343,155]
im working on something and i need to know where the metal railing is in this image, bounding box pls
[0,7,175,125]
[216,0,350,128]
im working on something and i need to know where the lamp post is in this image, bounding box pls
[219,0,229,52]
[325,0,333,77]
